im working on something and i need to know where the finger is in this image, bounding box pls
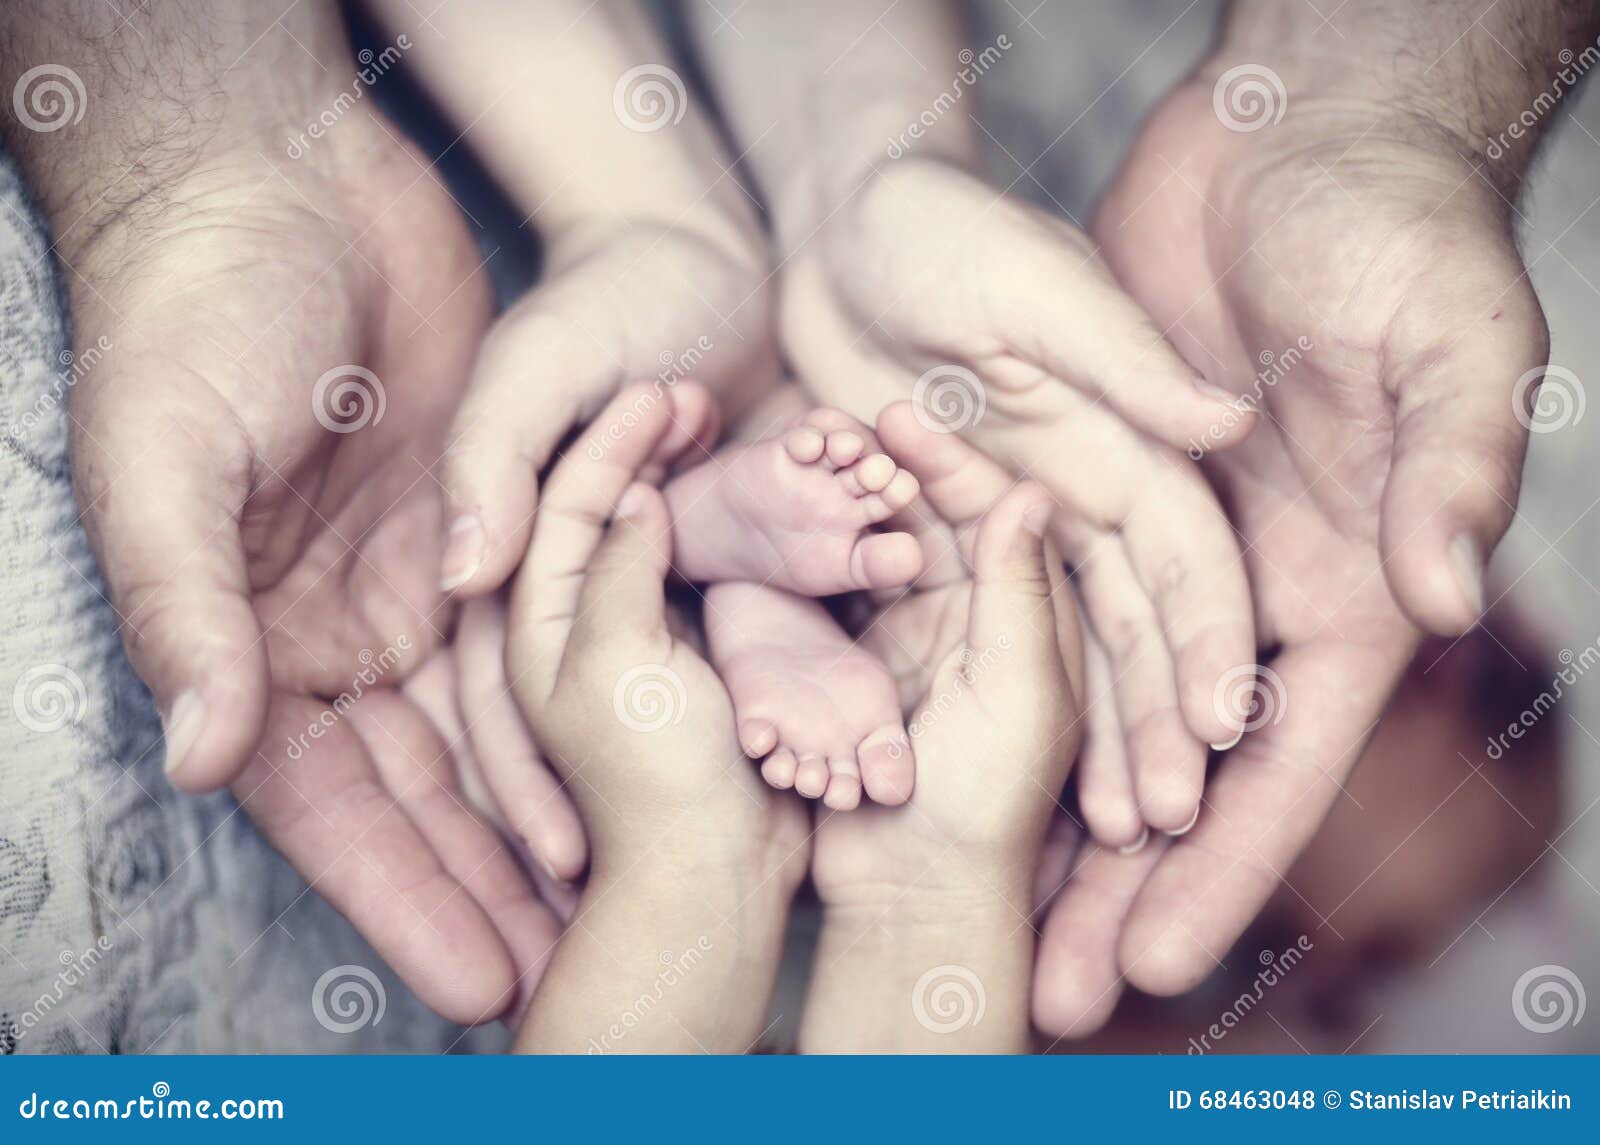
[967,481,1065,675]
[348,692,563,1022]
[441,297,653,597]
[1382,279,1547,635]
[876,401,1018,530]
[1075,633,1146,850]
[234,695,517,1025]
[570,484,674,651]
[509,384,675,696]
[1033,837,1167,1038]
[73,407,267,793]
[1119,454,1256,747]
[1070,530,1208,833]
[1117,635,1412,995]
[988,211,1254,451]
[457,596,588,881]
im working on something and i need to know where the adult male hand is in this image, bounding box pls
[1033,0,1593,1033]
[3,0,554,1023]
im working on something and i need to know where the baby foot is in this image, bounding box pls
[706,581,914,808]
[664,407,923,595]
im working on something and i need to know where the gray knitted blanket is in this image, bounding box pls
[0,150,502,1053]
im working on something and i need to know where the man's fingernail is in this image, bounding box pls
[440,514,485,592]
[1022,500,1054,536]
[1449,532,1486,619]
[1116,826,1149,855]
[1210,728,1245,752]
[615,484,648,521]
[163,690,206,778]
[1164,805,1201,837]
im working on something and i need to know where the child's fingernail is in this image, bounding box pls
[1164,805,1201,837]
[1116,826,1149,855]
[1449,532,1486,619]
[1194,377,1237,403]
[1210,727,1245,752]
[440,513,485,592]
[615,484,649,520]
[1022,500,1054,536]
[162,690,206,779]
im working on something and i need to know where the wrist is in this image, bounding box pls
[5,0,357,263]
[1203,5,1600,193]
[817,846,1034,922]
[588,805,808,909]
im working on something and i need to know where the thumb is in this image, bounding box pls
[1381,279,1548,635]
[438,312,604,598]
[75,409,269,792]
[967,480,1062,671]
[571,483,675,649]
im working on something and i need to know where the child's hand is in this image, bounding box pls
[506,383,808,884]
[506,384,808,1052]
[784,155,1255,843]
[800,404,1084,1051]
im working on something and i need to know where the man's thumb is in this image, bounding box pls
[1382,286,1549,635]
[77,419,268,791]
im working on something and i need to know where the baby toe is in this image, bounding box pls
[761,747,799,791]
[849,532,925,591]
[858,726,915,805]
[852,453,896,493]
[739,718,778,759]
[794,753,830,799]
[880,468,920,512]
[822,754,863,811]
[783,427,826,464]
[824,430,864,468]
[802,406,866,435]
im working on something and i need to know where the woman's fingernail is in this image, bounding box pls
[162,690,206,778]
[1449,532,1486,619]
[440,513,485,592]
[1210,728,1245,752]
[1116,826,1150,855]
[1165,805,1201,837]
[615,483,648,521]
